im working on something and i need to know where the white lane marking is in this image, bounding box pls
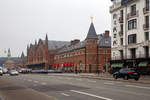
[76,78,82,81]
[41,82,47,85]
[115,82,123,84]
[34,81,39,83]
[125,85,150,90]
[87,80,96,83]
[70,90,112,100]
[61,93,70,97]
[96,87,150,97]
[104,82,114,85]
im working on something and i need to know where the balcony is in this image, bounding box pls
[143,24,149,31]
[111,54,149,60]
[127,11,139,20]
[119,17,124,23]
[110,2,121,13]
[143,7,149,14]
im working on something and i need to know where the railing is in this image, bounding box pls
[127,11,139,20]
[143,24,149,31]
[110,2,121,12]
[111,54,150,60]
[143,7,149,14]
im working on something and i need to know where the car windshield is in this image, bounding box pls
[10,70,17,72]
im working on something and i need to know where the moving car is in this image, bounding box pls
[113,68,140,81]
[9,70,19,76]
[0,69,3,76]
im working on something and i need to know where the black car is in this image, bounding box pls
[113,68,140,81]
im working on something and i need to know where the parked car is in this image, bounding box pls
[47,70,62,73]
[113,68,140,81]
[0,69,3,76]
[9,70,19,76]
[18,68,32,73]
[2,68,8,74]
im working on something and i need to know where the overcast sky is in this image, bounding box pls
[0,0,112,57]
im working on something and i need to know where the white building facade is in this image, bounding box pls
[110,0,150,74]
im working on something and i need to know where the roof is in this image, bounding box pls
[56,34,111,54]
[85,22,98,40]
[42,40,70,50]
[98,34,111,47]
[0,57,22,64]
[56,41,86,54]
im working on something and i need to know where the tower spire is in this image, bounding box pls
[91,16,94,23]
[7,48,11,59]
[85,17,98,40]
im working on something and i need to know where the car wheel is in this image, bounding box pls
[135,78,139,81]
[114,75,117,79]
[124,75,128,80]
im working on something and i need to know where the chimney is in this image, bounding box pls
[105,30,110,37]
[70,39,80,46]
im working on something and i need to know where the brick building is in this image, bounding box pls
[26,20,111,73]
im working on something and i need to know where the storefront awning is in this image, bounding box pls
[138,62,148,67]
[111,63,123,68]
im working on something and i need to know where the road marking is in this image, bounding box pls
[70,90,112,100]
[41,82,47,85]
[104,82,114,85]
[115,82,123,84]
[125,85,150,90]
[61,93,70,97]
[87,80,96,83]
[76,78,82,81]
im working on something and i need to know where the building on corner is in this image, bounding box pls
[26,18,111,73]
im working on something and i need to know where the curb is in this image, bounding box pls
[48,74,150,84]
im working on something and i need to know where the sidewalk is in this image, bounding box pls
[49,73,150,84]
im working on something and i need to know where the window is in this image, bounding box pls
[120,24,123,34]
[144,46,149,58]
[120,50,123,59]
[128,34,136,44]
[130,48,136,59]
[128,19,137,30]
[120,38,123,45]
[145,16,149,27]
[145,32,149,41]
[131,4,136,16]
[146,0,149,10]
[120,10,124,20]
[113,14,117,19]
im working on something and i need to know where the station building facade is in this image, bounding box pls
[26,20,111,73]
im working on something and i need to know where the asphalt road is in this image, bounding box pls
[0,74,150,100]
